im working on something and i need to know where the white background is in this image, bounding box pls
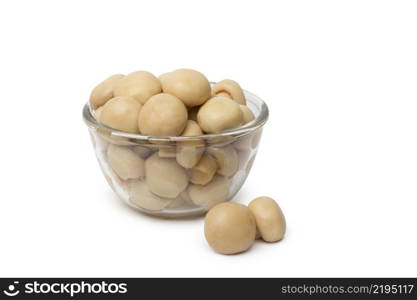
[0,0,416,277]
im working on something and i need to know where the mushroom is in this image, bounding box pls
[188,175,229,208]
[212,79,246,105]
[90,74,125,109]
[145,153,188,198]
[197,96,243,133]
[248,197,286,242]
[160,69,211,107]
[113,71,161,104]
[176,120,205,168]
[128,180,172,211]
[204,202,256,254]
[107,144,145,180]
[187,153,218,185]
[208,145,239,177]
[138,93,188,136]
[99,96,142,133]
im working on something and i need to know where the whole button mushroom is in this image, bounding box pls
[204,202,256,254]
[107,144,145,180]
[90,74,125,109]
[188,175,229,208]
[208,145,239,177]
[138,93,188,136]
[145,153,188,198]
[212,79,246,105]
[160,69,211,107]
[248,197,286,242]
[197,96,243,133]
[129,180,172,211]
[176,120,205,168]
[187,153,218,185]
[99,96,142,133]
[113,71,161,104]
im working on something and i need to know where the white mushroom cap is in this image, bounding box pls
[128,180,172,211]
[160,69,211,107]
[212,79,246,105]
[99,96,142,133]
[107,144,145,180]
[208,145,239,177]
[204,202,256,254]
[90,74,125,109]
[197,96,243,133]
[248,197,286,242]
[188,175,229,208]
[145,153,188,198]
[113,71,161,104]
[187,153,218,185]
[138,93,188,136]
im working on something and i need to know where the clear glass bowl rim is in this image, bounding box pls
[82,88,269,142]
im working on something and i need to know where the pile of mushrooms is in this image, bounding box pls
[91,69,254,135]
[90,69,256,211]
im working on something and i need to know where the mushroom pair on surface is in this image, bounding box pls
[205,197,286,255]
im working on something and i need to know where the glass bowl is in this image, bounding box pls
[83,89,268,218]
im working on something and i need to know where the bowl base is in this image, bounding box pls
[125,201,208,219]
